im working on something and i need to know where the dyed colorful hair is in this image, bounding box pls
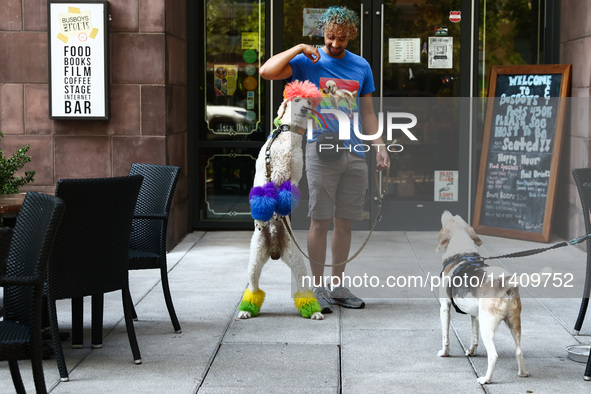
[283,80,323,108]
[317,6,359,40]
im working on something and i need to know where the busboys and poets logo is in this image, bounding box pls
[56,7,98,43]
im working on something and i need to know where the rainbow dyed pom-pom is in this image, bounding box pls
[275,181,301,216]
[239,288,266,317]
[294,290,322,318]
[249,182,277,221]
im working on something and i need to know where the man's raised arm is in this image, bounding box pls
[259,44,321,80]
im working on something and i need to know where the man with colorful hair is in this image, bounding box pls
[260,6,389,313]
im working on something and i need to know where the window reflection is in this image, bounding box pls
[204,0,266,141]
[200,148,257,221]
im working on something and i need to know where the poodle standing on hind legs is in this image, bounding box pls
[238,80,324,320]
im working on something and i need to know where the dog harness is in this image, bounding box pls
[249,123,302,222]
[441,254,487,314]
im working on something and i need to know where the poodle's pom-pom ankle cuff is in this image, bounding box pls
[239,288,266,317]
[275,181,301,216]
[249,182,277,222]
[294,290,322,318]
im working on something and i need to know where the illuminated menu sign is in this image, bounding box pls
[48,1,109,119]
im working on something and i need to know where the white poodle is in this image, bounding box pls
[238,80,324,320]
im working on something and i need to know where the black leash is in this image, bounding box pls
[440,235,591,316]
[282,197,382,267]
[482,234,591,261]
[263,126,384,268]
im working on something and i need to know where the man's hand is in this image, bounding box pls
[376,146,390,172]
[301,44,321,63]
[359,93,389,172]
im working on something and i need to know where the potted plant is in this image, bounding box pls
[0,131,36,195]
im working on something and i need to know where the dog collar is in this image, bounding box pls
[450,257,487,278]
[271,124,291,139]
[442,253,482,272]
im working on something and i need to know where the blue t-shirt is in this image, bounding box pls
[288,49,375,157]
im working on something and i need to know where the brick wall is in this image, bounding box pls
[0,0,189,248]
[555,0,591,244]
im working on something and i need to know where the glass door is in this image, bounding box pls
[191,0,551,230]
[373,0,472,230]
[277,0,373,230]
[279,0,473,230]
[196,1,267,228]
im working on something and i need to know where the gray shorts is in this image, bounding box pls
[305,142,368,220]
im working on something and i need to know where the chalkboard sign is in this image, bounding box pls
[473,64,572,242]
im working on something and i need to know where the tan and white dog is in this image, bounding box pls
[436,211,528,384]
[237,80,323,321]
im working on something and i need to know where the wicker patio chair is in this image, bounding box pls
[572,169,591,380]
[45,176,143,382]
[571,168,591,335]
[0,192,65,394]
[584,183,591,381]
[127,163,182,333]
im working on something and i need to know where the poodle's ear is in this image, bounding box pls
[276,99,289,121]
[436,227,451,252]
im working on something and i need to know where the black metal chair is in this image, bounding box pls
[0,192,65,394]
[45,176,143,382]
[127,163,182,333]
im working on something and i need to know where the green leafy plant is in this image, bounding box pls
[0,132,36,194]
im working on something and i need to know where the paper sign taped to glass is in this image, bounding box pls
[389,38,421,64]
[214,65,237,96]
[434,170,458,201]
[303,8,326,36]
[428,37,453,69]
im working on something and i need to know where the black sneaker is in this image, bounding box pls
[313,286,333,314]
[329,286,365,309]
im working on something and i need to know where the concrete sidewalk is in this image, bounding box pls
[2,230,591,393]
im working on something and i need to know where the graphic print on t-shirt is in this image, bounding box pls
[319,78,359,113]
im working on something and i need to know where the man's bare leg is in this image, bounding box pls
[331,217,353,278]
[329,217,364,308]
[308,218,331,286]
[308,218,333,313]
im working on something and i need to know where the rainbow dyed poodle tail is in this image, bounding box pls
[249,181,301,220]
[239,288,266,317]
[249,182,277,222]
[293,290,322,318]
[275,180,301,216]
